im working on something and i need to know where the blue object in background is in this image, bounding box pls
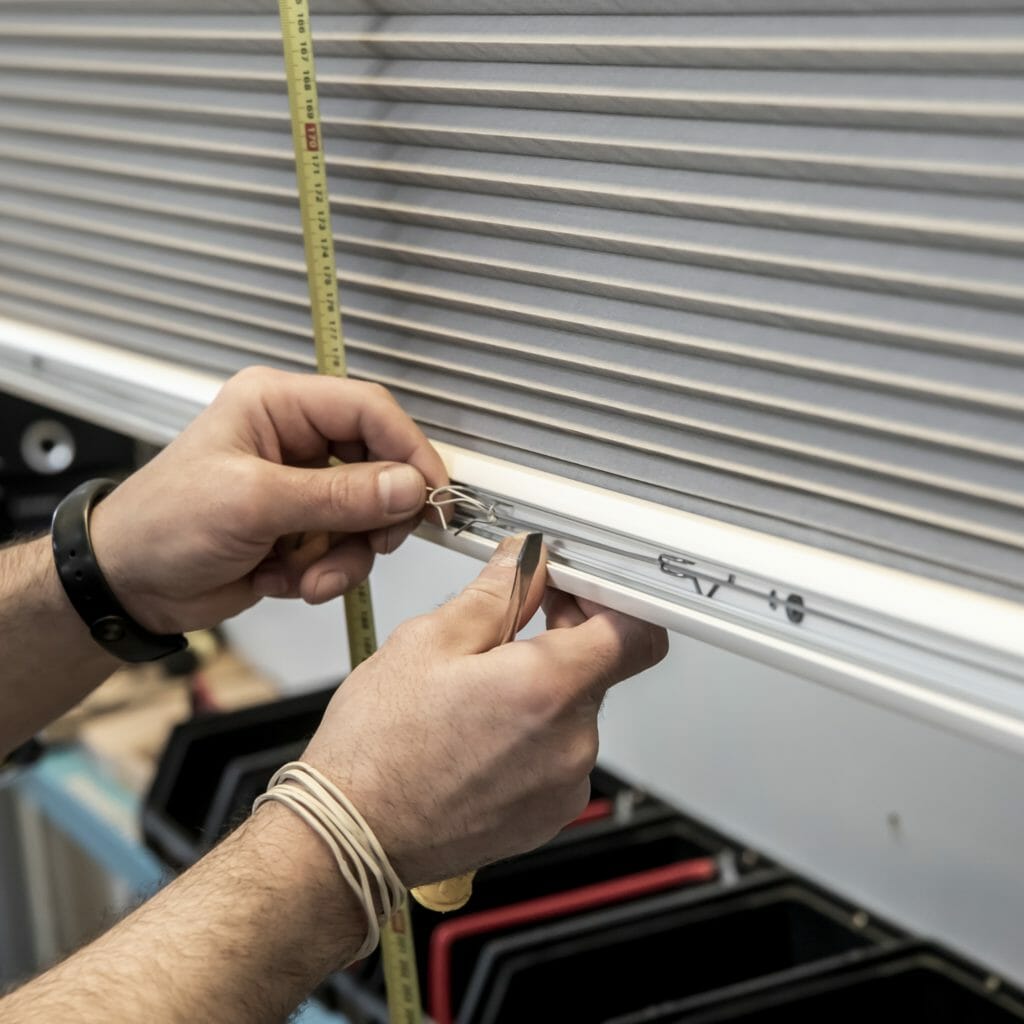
[3,747,345,1023]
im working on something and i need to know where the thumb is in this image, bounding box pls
[255,460,427,537]
[428,533,548,655]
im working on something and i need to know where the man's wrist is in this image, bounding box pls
[242,800,371,965]
[88,500,180,635]
[0,534,121,756]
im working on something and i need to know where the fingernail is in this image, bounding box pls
[253,572,288,598]
[313,569,349,604]
[379,465,424,515]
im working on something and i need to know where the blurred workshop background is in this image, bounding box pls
[3,4,1024,1023]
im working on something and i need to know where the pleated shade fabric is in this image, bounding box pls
[1,1,1023,600]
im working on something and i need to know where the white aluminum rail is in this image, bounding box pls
[3,315,1023,756]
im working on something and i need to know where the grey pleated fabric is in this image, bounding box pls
[0,2,1023,599]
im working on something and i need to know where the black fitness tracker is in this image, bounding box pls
[51,478,187,663]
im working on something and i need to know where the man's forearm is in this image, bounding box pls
[0,535,119,756]
[0,802,366,1023]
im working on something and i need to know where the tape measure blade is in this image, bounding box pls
[278,5,423,1023]
[278,0,346,378]
[344,581,378,669]
[380,903,425,1024]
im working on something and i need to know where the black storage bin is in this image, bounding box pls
[201,740,307,840]
[407,803,728,998]
[433,814,723,1023]
[460,874,896,1024]
[634,946,1024,1024]
[458,804,719,913]
[142,686,335,869]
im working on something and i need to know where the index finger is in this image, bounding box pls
[218,368,449,489]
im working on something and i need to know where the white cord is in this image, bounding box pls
[426,485,497,531]
[253,761,406,962]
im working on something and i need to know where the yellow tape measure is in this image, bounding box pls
[277,3,423,1021]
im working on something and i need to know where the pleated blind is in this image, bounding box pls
[1,2,1023,601]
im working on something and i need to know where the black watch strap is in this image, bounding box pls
[51,478,188,663]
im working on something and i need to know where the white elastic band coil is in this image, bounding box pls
[253,761,406,962]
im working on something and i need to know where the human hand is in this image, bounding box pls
[302,534,670,888]
[89,367,448,634]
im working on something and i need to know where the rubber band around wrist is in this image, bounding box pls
[51,478,188,663]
